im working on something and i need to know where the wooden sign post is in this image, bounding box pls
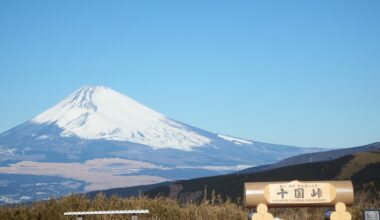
[244,180,354,220]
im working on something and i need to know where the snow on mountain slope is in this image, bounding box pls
[217,134,253,145]
[32,86,210,150]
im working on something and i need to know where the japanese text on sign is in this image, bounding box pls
[267,181,332,203]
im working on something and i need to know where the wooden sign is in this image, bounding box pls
[244,180,353,208]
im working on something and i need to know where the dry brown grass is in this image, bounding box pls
[0,190,378,220]
[337,152,380,180]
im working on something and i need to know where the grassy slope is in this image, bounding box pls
[337,151,380,179]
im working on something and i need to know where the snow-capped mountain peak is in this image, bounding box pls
[31,85,210,150]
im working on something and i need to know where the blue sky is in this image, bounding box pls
[0,0,379,148]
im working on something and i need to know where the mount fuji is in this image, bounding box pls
[0,86,319,203]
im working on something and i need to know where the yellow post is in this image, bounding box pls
[251,203,274,220]
[330,202,351,220]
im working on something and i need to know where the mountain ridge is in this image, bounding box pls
[0,85,321,203]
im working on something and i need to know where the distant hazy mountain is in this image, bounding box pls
[0,86,319,204]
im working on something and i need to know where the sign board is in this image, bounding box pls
[364,210,380,220]
[268,181,332,204]
[244,180,354,208]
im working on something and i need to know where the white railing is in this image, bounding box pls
[64,210,149,220]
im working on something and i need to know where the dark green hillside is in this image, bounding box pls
[91,142,380,202]
[96,151,380,203]
[351,163,380,190]
[145,154,355,201]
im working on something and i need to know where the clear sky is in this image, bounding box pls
[0,0,379,148]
